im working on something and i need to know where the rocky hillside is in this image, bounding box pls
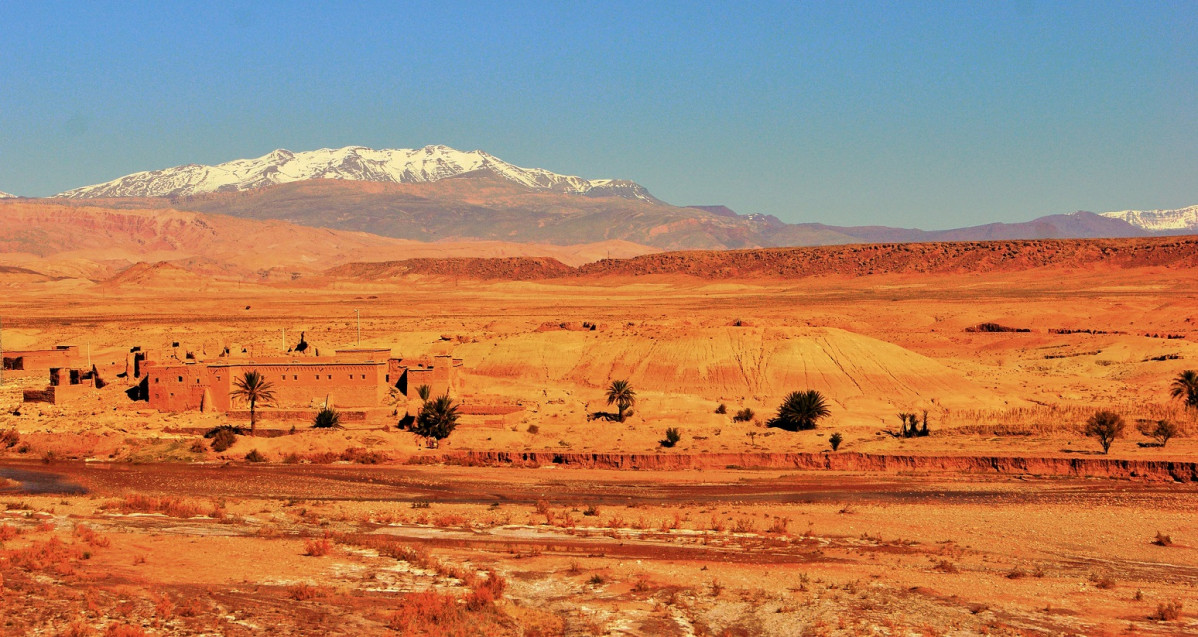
[326,236,1198,281]
[575,236,1198,278]
[325,256,575,281]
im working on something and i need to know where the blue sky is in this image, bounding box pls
[1,1,1194,228]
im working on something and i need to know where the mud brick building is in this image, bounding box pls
[143,349,460,414]
[23,366,105,404]
[3,345,81,374]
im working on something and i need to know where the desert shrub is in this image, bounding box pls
[432,513,468,527]
[287,583,328,601]
[282,452,301,464]
[0,428,19,449]
[1153,599,1183,621]
[1152,531,1173,547]
[103,494,213,518]
[733,408,755,423]
[244,449,266,463]
[526,424,539,434]
[1084,411,1126,453]
[1150,420,1179,446]
[966,322,1030,333]
[340,447,389,464]
[715,403,727,414]
[74,524,111,548]
[387,591,463,633]
[312,407,342,429]
[188,439,206,453]
[933,559,959,573]
[304,537,333,557]
[829,432,843,451]
[206,427,239,453]
[465,569,507,610]
[587,574,605,585]
[7,537,84,575]
[0,523,21,541]
[659,427,682,448]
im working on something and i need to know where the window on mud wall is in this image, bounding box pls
[177,376,183,382]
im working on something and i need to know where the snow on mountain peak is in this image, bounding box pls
[0,190,16,199]
[1100,205,1198,232]
[52,145,657,202]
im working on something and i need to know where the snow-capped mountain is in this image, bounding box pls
[53,145,657,202]
[0,190,16,199]
[1101,205,1198,232]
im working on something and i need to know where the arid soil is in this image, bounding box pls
[0,238,1196,634]
[0,462,1194,636]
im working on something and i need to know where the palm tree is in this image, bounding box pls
[231,370,275,435]
[767,390,830,431]
[605,379,636,422]
[413,393,460,448]
[1170,370,1198,410]
[416,384,432,403]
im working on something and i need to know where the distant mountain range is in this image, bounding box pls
[1100,205,1198,232]
[0,191,16,199]
[1,145,1193,249]
[52,145,658,202]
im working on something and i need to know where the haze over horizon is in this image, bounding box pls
[1,1,1195,230]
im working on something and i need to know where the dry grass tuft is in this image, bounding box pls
[303,536,333,557]
[944,403,1196,437]
[102,494,218,519]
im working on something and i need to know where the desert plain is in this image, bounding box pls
[0,238,1196,636]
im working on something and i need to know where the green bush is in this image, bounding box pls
[660,427,682,448]
[312,407,342,429]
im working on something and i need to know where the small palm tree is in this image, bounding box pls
[231,370,275,434]
[312,407,342,429]
[1170,370,1198,410]
[416,384,432,403]
[767,390,830,431]
[413,393,460,448]
[605,379,636,422]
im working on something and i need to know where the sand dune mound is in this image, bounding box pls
[0,264,57,286]
[326,256,575,280]
[458,326,997,410]
[576,236,1198,279]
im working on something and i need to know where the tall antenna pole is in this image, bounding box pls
[355,309,360,346]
